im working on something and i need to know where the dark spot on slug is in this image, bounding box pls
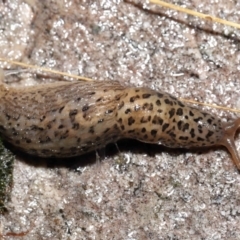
[152,116,164,125]
[197,137,205,141]
[142,93,151,99]
[128,117,135,126]
[105,109,113,115]
[96,97,102,102]
[89,126,95,134]
[207,118,213,124]
[60,130,69,140]
[189,111,194,116]
[164,99,173,105]
[182,123,189,131]
[151,129,157,137]
[69,109,78,121]
[169,108,175,118]
[125,109,131,114]
[162,123,169,132]
[169,132,176,138]
[190,129,195,138]
[31,125,44,131]
[194,117,203,123]
[51,108,58,114]
[58,124,64,129]
[59,106,65,113]
[206,130,214,139]
[177,121,183,130]
[82,105,89,112]
[95,136,101,141]
[11,128,18,136]
[176,108,183,116]
[143,103,153,111]
[156,99,161,106]
[130,95,140,102]
[72,123,80,130]
[141,128,146,133]
[82,113,88,120]
[117,118,122,124]
[25,138,31,143]
[198,127,203,134]
[177,101,185,107]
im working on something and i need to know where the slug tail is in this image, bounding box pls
[218,119,240,170]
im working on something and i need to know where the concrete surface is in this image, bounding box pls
[0,0,240,239]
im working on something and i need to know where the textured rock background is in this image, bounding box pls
[0,0,240,239]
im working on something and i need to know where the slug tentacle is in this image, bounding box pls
[217,119,240,170]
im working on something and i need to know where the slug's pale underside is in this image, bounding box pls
[0,78,240,169]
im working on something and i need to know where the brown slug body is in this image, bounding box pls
[0,79,240,169]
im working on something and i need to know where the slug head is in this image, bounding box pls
[118,87,240,170]
[118,88,224,148]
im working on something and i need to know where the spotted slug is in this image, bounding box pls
[0,79,240,169]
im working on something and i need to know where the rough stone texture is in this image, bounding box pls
[0,0,240,239]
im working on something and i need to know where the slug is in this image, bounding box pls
[0,77,240,169]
